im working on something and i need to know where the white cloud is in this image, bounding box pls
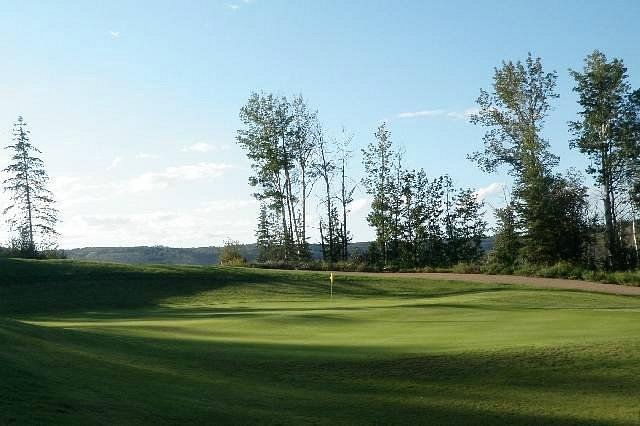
[349,198,370,214]
[474,182,505,202]
[181,143,231,153]
[397,107,478,120]
[127,162,233,192]
[226,0,254,10]
[51,176,117,208]
[60,202,256,248]
[106,157,123,170]
[198,199,259,212]
[108,31,120,39]
[397,109,446,119]
[51,162,234,206]
[182,143,213,153]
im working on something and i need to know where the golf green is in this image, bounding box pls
[1,259,639,424]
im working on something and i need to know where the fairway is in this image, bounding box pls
[1,259,640,424]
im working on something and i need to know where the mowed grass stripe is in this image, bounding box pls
[1,258,640,424]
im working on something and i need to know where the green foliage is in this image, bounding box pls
[362,125,487,269]
[236,93,317,262]
[569,50,640,269]
[218,239,247,266]
[468,54,559,176]
[470,54,593,267]
[362,122,396,265]
[489,202,520,267]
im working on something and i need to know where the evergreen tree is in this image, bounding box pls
[452,188,487,263]
[421,176,446,266]
[490,203,520,267]
[319,205,342,263]
[255,203,272,262]
[547,171,592,263]
[2,116,59,255]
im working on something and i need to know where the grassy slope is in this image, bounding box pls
[1,259,640,425]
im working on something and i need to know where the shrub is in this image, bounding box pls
[219,240,247,266]
[452,263,482,274]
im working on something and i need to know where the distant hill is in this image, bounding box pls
[66,239,493,266]
[66,242,372,265]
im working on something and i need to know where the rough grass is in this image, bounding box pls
[1,258,640,425]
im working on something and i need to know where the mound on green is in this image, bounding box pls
[1,258,639,425]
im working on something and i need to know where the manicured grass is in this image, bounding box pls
[1,258,640,424]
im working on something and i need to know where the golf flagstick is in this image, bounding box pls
[329,272,334,299]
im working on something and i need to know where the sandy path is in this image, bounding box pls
[335,271,640,296]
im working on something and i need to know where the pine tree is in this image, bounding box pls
[255,203,272,262]
[452,188,487,263]
[490,203,520,267]
[3,116,59,255]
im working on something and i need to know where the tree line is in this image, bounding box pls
[3,49,639,273]
[237,50,640,272]
[236,93,488,269]
[237,93,356,265]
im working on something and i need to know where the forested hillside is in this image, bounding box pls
[66,242,375,265]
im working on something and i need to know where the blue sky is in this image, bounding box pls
[0,0,639,248]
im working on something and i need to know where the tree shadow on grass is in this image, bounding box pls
[0,318,638,425]
[0,258,514,316]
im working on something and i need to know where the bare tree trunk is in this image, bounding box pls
[633,208,639,264]
[301,165,307,251]
[319,219,325,261]
[22,146,34,251]
[281,132,300,257]
[275,171,289,261]
[341,159,348,261]
[321,153,334,266]
[601,143,617,269]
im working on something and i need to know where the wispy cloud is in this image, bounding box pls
[474,182,506,202]
[127,162,233,192]
[349,198,370,215]
[60,201,256,248]
[226,0,254,11]
[106,157,123,170]
[397,107,478,120]
[108,30,120,39]
[181,143,230,153]
[182,143,214,153]
[397,109,447,119]
[53,162,234,206]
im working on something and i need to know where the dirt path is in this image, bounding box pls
[336,271,640,296]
